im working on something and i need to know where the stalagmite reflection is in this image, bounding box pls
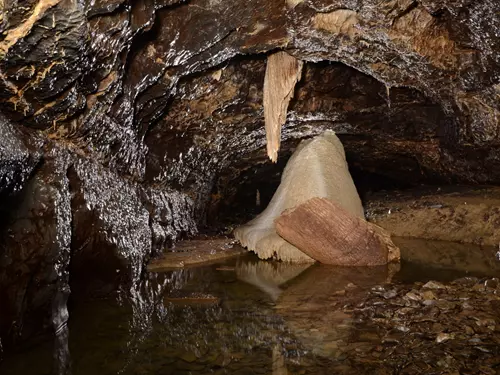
[235,260,312,301]
[236,259,394,358]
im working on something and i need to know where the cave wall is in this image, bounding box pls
[0,0,499,349]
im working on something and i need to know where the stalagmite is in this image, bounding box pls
[263,51,303,162]
[233,130,364,262]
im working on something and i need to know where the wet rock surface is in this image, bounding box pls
[0,0,499,352]
[147,238,245,270]
[1,0,498,188]
[0,147,71,348]
[0,114,41,199]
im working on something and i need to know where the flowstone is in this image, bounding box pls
[233,131,363,262]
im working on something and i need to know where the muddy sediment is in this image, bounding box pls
[367,186,500,246]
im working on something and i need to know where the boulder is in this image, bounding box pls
[275,197,400,266]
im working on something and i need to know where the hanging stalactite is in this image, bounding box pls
[263,51,303,163]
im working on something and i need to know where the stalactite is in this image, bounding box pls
[263,51,303,163]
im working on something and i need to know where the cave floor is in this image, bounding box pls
[1,238,500,375]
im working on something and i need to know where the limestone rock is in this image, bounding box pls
[0,0,499,351]
[0,147,71,348]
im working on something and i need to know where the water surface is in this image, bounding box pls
[2,238,500,375]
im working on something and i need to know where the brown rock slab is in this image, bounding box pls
[275,197,400,266]
[164,292,221,307]
[147,238,246,271]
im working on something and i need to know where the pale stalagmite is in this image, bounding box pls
[233,130,364,262]
[263,50,303,162]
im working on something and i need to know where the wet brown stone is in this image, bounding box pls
[148,238,246,271]
[275,197,400,266]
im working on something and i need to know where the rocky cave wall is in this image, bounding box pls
[0,0,499,350]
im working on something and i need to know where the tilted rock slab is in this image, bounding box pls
[276,197,400,266]
[233,130,364,262]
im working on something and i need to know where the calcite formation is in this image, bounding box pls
[233,131,364,262]
[263,51,303,162]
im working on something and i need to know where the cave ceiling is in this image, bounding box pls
[1,0,499,198]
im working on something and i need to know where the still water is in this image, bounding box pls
[1,238,500,375]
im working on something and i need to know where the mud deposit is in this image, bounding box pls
[1,239,499,375]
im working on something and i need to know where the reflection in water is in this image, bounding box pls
[52,284,71,375]
[2,239,500,375]
[53,326,70,375]
[276,264,392,359]
[393,237,500,279]
[235,261,312,301]
[115,270,193,374]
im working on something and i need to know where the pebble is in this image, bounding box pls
[404,291,421,301]
[423,281,446,290]
[436,332,452,343]
[383,290,397,299]
[421,290,436,300]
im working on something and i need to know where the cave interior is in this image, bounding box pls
[0,0,499,363]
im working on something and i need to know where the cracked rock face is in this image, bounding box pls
[0,0,499,349]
